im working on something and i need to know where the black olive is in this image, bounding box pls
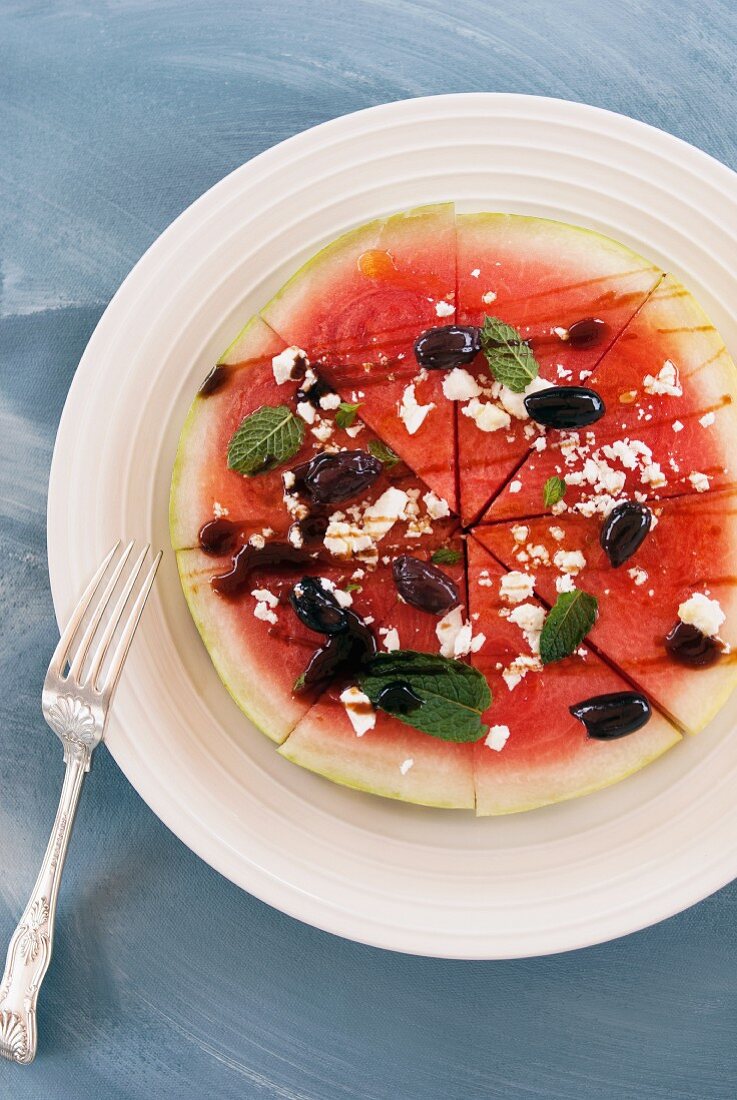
[294,511,330,545]
[664,621,721,667]
[198,517,240,556]
[376,681,423,715]
[523,386,605,428]
[295,611,377,693]
[567,317,609,349]
[599,501,652,567]
[210,542,311,597]
[289,577,348,635]
[569,691,651,739]
[199,364,229,396]
[293,450,383,505]
[414,325,481,371]
[392,555,460,614]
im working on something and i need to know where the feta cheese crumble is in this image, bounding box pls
[422,490,450,519]
[499,571,536,604]
[461,398,511,433]
[699,412,716,428]
[554,549,586,575]
[643,359,682,397]
[481,290,497,304]
[442,369,482,401]
[677,593,725,637]
[319,392,342,411]
[271,346,307,385]
[435,300,455,317]
[689,471,710,493]
[485,725,511,752]
[295,401,317,425]
[399,383,434,435]
[435,606,485,658]
[508,602,545,654]
[340,687,376,737]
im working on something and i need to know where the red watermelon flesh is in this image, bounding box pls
[176,548,404,744]
[260,203,456,356]
[171,319,458,552]
[315,333,458,512]
[483,274,737,523]
[278,532,477,809]
[466,536,681,815]
[474,492,737,735]
[454,214,664,522]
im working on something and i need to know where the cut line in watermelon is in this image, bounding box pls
[170,205,737,814]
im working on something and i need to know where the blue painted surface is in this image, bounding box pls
[1,1,737,1096]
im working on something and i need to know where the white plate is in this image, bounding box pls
[48,94,737,959]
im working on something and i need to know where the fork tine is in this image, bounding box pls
[47,541,122,678]
[67,541,135,684]
[84,544,150,688]
[92,550,162,696]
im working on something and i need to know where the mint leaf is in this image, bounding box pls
[335,401,360,429]
[228,405,304,476]
[543,475,566,508]
[540,590,598,665]
[480,316,540,393]
[358,651,491,742]
[431,547,462,566]
[345,581,362,593]
[367,439,400,468]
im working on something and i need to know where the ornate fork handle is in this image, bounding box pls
[0,741,89,1063]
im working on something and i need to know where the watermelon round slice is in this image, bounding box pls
[475,491,737,734]
[483,274,737,523]
[455,214,663,522]
[466,537,681,815]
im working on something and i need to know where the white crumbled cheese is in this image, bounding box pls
[399,758,415,775]
[324,487,410,559]
[471,633,486,653]
[557,365,573,379]
[461,398,511,433]
[319,392,342,411]
[251,588,279,607]
[532,436,547,452]
[497,375,553,420]
[379,627,400,652]
[700,412,716,428]
[363,487,410,537]
[628,567,648,587]
[527,544,550,565]
[282,470,296,489]
[248,533,266,549]
[502,654,542,690]
[678,593,725,637]
[481,290,497,304]
[549,525,565,541]
[643,359,682,397]
[345,422,364,438]
[442,368,482,401]
[399,383,435,435]
[640,462,667,489]
[311,418,334,442]
[689,471,710,493]
[508,602,545,654]
[435,300,455,317]
[212,501,228,518]
[470,268,481,278]
[672,420,684,432]
[323,522,376,560]
[333,588,353,608]
[477,569,493,588]
[288,525,304,548]
[340,687,376,737]
[554,549,586,575]
[271,346,307,385]
[509,480,522,494]
[423,490,451,519]
[553,326,570,341]
[485,725,511,752]
[435,606,482,659]
[602,439,643,471]
[512,524,529,544]
[500,571,535,604]
[296,401,317,425]
[556,573,575,593]
[253,601,278,624]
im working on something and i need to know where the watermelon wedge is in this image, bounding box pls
[466,537,681,815]
[475,491,737,734]
[171,205,737,815]
[482,274,737,523]
[455,214,663,523]
[260,202,456,354]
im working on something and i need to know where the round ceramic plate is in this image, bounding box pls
[48,94,737,959]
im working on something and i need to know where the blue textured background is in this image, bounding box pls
[2,2,737,1097]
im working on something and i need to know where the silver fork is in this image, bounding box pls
[0,541,161,1064]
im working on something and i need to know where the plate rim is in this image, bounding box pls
[47,92,737,958]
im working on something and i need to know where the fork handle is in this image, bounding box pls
[0,746,88,1064]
